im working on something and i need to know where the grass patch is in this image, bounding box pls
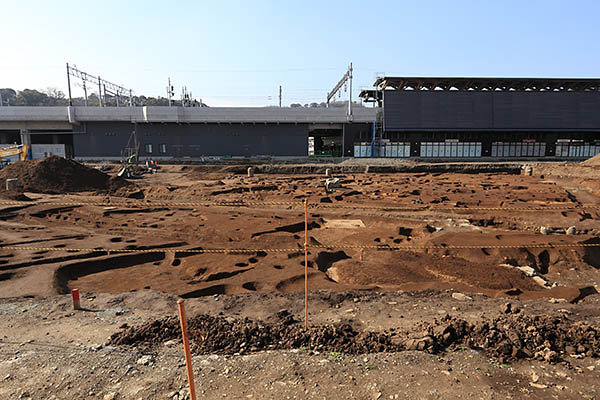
[328,351,344,362]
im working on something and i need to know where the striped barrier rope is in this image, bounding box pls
[1,242,599,255]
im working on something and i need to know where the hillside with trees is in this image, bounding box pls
[0,87,201,107]
[1,88,368,108]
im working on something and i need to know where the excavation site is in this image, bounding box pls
[1,156,600,399]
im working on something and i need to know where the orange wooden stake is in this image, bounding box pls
[177,299,197,400]
[304,199,309,330]
[72,288,80,310]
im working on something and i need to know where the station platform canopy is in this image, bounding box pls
[360,76,600,103]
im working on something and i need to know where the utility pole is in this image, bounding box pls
[98,77,103,106]
[326,61,353,121]
[180,86,195,107]
[0,90,3,107]
[326,62,354,159]
[279,85,282,107]
[348,62,353,122]
[66,63,73,106]
[82,80,88,106]
[167,78,174,107]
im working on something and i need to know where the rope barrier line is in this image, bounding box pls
[435,205,600,211]
[312,243,600,250]
[310,203,600,212]
[1,199,599,212]
[311,203,428,211]
[0,246,299,254]
[0,200,300,207]
[1,242,599,255]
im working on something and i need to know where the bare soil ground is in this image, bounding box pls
[0,160,599,399]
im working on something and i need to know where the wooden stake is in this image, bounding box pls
[304,199,309,330]
[177,299,197,400]
[72,288,80,310]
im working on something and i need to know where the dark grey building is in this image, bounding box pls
[74,122,309,158]
[0,106,375,160]
[360,77,600,158]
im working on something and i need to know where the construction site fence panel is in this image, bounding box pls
[555,142,600,158]
[491,142,546,157]
[353,142,411,158]
[419,142,482,158]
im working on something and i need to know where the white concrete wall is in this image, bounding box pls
[0,106,376,125]
[0,107,67,121]
[31,144,65,159]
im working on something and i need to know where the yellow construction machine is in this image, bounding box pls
[0,144,30,170]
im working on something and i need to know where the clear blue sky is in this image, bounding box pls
[1,0,599,106]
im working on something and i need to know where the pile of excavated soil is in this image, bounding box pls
[109,311,600,362]
[581,153,600,166]
[0,156,132,194]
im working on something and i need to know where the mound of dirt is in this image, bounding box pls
[0,156,132,194]
[581,153,600,166]
[109,311,600,362]
[410,313,600,363]
[110,313,395,355]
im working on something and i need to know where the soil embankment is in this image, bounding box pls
[0,156,131,194]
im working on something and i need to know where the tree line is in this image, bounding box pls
[0,87,202,107]
[0,87,368,108]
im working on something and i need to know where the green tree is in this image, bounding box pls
[14,89,50,106]
[0,88,17,105]
[43,87,68,105]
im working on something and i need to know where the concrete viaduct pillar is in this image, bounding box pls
[20,129,31,146]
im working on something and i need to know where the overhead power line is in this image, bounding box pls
[66,63,134,107]
[326,62,353,121]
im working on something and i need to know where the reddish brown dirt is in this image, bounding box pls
[2,158,599,398]
[1,164,599,303]
[0,156,131,194]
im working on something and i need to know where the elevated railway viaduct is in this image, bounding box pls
[1,77,599,161]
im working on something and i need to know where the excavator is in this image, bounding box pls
[0,144,30,170]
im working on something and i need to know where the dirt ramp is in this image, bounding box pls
[0,156,132,193]
[581,153,600,166]
[0,190,32,201]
